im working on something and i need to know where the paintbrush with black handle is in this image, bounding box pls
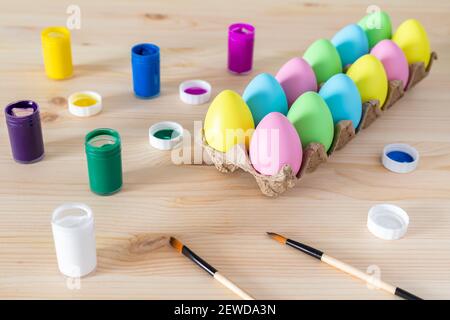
[267,232,422,300]
[170,237,254,300]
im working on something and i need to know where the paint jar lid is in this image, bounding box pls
[68,91,102,117]
[179,80,212,105]
[382,143,419,173]
[149,121,183,151]
[367,204,409,240]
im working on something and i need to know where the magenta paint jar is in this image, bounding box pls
[5,100,45,164]
[228,23,255,74]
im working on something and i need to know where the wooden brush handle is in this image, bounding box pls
[214,272,255,300]
[321,254,397,295]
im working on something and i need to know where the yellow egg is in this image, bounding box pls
[346,54,388,107]
[204,90,255,152]
[392,19,431,68]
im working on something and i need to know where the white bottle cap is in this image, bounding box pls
[149,121,184,150]
[367,204,409,240]
[382,143,419,174]
[68,91,102,117]
[179,80,212,105]
[51,203,97,277]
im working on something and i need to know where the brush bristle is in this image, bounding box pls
[267,232,287,244]
[169,237,183,253]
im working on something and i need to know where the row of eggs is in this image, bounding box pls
[204,13,431,176]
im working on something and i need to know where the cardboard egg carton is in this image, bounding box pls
[202,53,437,197]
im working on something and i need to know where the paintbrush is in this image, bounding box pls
[169,237,254,300]
[267,232,422,300]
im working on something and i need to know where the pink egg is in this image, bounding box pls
[249,112,302,176]
[275,57,317,107]
[370,40,409,89]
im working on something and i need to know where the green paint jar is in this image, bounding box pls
[85,128,122,195]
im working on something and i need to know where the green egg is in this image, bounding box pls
[303,39,342,86]
[287,91,334,151]
[358,11,392,49]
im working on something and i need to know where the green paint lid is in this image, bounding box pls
[149,121,183,150]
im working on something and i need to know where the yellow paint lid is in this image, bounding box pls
[68,91,102,117]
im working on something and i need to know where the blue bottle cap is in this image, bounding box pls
[382,143,419,173]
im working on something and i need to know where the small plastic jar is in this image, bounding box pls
[5,100,45,164]
[41,26,73,80]
[85,128,123,195]
[228,23,255,74]
[52,203,97,277]
[131,43,160,99]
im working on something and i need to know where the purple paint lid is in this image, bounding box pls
[5,100,45,164]
[179,80,212,105]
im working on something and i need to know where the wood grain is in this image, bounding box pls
[1,0,450,299]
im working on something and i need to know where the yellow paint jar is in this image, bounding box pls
[41,27,73,80]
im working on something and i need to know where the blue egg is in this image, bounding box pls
[331,24,369,68]
[243,73,288,125]
[319,73,362,129]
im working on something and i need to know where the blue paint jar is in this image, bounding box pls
[131,43,160,99]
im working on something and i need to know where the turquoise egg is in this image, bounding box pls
[331,24,369,68]
[319,73,362,129]
[243,73,288,125]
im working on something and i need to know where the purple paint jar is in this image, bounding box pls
[228,23,255,74]
[5,100,45,164]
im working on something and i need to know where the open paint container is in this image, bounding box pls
[5,100,45,164]
[68,91,102,117]
[149,121,184,150]
[382,143,419,173]
[228,23,255,74]
[85,128,123,195]
[41,26,73,80]
[179,80,212,105]
[51,203,97,277]
[131,43,160,99]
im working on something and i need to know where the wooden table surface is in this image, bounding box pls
[1,0,449,300]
